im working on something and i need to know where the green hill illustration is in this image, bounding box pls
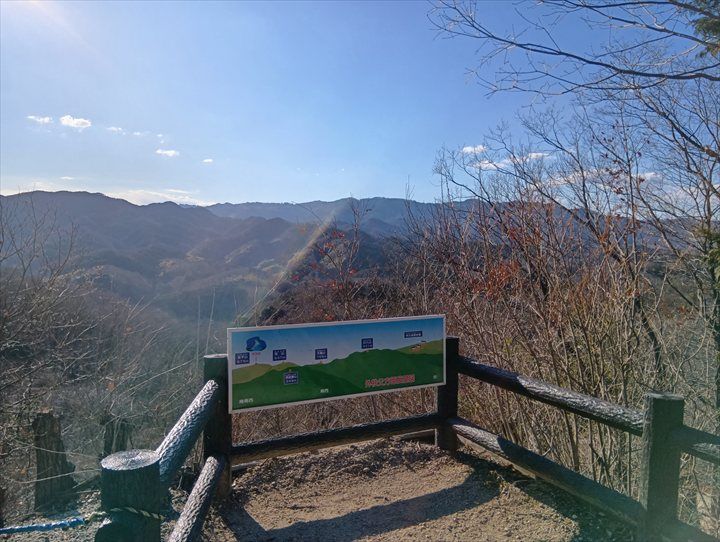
[231,361,297,384]
[232,339,444,409]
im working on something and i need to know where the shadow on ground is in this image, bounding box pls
[215,448,631,541]
[454,452,633,542]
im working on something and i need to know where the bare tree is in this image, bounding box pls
[430,0,719,95]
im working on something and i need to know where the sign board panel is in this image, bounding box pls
[227,315,445,412]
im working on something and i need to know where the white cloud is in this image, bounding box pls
[462,144,486,154]
[107,188,214,206]
[107,126,125,134]
[525,152,549,160]
[202,158,213,164]
[60,176,74,181]
[59,115,92,130]
[27,115,53,125]
[155,148,179,158]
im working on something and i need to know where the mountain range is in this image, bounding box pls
[1,191,431,322]
[2,190,662,324]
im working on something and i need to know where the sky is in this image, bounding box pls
[1,1,579,205]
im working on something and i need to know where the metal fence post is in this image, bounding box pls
[203,354,232,498]
[95,449,162,542]
[637,392,684,541]
[437,336,459,452]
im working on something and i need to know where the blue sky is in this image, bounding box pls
[229,316,444,368]
[1,1,570,205]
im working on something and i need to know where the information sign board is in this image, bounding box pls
[227,315,445,412]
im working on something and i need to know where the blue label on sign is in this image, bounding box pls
[361,338,373,349]
[235,353,250,365]
[404,330,423,338]
[273,349,287,361]
[315,348,328,360]
[284,371,299,385]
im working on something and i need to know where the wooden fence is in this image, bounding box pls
[95,338,720,542]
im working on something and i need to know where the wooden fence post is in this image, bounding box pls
[637,392,684,541]
[437,337,459,452]
[203,354,232,498]
[95,449,162,542]
[32,410,76,510]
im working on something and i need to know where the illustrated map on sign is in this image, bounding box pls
[227,315,445,412]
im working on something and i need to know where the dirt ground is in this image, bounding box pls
[3,438,633,542]
[204,439,632,542]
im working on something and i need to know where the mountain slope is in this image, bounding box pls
[1,191,324,321]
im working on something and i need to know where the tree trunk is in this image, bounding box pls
[32,410,76,511]
[102,417,131,458]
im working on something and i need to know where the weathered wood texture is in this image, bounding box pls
[95,449,163,542]
[231,413,440,463]
[448,416,644,525]
[458,356,644,434]
[637,394,684,542]
[459,356,720,465]
[203,355,231,498]
[672,426,720,466]
[167,455,227,542]
[156,379,220,487]
[437,337,460,452]
[32,410,76,510]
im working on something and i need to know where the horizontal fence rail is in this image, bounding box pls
[457,355,644,434]
[94,339,719,542]
[231,413,440,464]
[96,356,230,542]
[457,356,720,466]
[448,416,643,524]
[168,455,227,542]
[156,379,221,487]
[456,353,720,541]
[672,425,720,465]
[448,416,716,542]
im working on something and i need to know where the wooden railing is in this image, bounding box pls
[448,353,720,542]
[95,338,720,542]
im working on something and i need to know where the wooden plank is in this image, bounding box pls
[637,394,684,541]
[447,416,643,525]
[156,379,220,487]
[436,337,460,452]
[168,455,227,542]
[457,356,644,435]
[203,355,232,498]
[231,413,440,463]
[672,426,720,466]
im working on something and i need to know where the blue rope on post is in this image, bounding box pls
[0,516,87,535]
[0,507,163,535]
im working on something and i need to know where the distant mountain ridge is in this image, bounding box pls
[2,190,661,324]
[1,191,420,322]
[207,197,447,236]
[1,191,329,322]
